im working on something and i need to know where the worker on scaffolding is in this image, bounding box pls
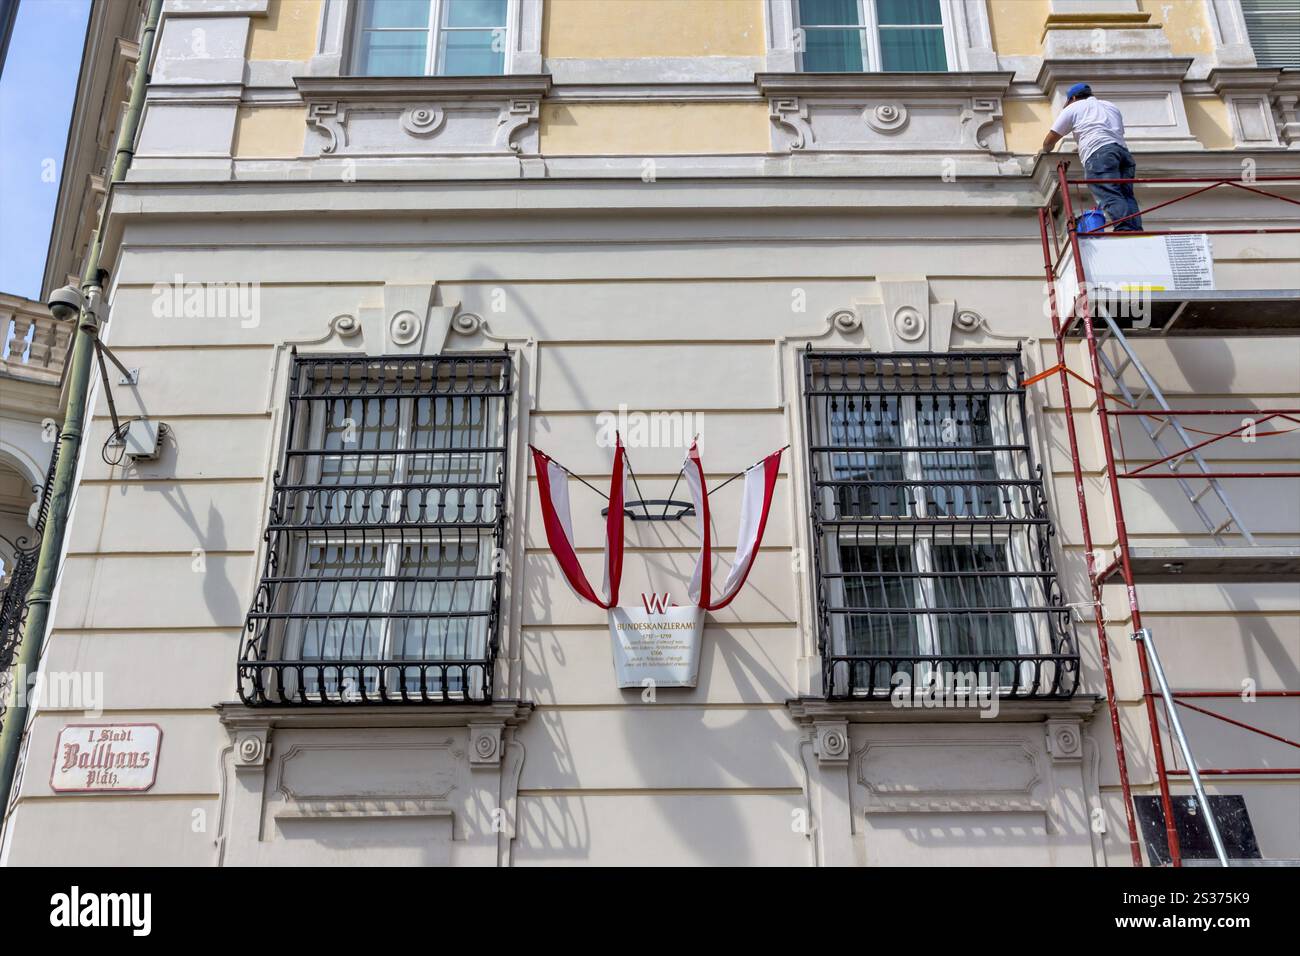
[1043,83,1143,232]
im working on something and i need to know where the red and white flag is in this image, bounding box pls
[683,441,782,611]
[531,437,626,609]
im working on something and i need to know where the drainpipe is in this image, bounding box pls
[0,0,164,821]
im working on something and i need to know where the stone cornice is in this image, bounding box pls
[786,696,1101,725]
[1036,57,1194,89]
[1029,149,1300,194]
[216,700,535,731]
[756,71,1014,98]
[1040,11,1158,39]
[1209,67,1284,94]
[294,75,552,102]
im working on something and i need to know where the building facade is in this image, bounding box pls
[0,0,1297,866]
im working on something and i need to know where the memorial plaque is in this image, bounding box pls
[608,600,704,688]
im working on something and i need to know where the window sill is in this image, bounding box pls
[216,699,534,732]
[755,71,1014,98]
[294,74,551,102]
[786,695,1099,725]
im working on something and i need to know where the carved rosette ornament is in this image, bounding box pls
[814,721,850,766]
[234,730,269,769]
[388,310,422,346]
[468,723,504,766]
[1045,719,1083,763]
[893,305,926,342]
[866,102,908,133]
[400,105,446,138]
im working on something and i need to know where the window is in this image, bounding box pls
[240,353,512,705]
[797,0,950,72]
[353,0,509,76]
[1240,0,1300,68]
[803,352,1079,699]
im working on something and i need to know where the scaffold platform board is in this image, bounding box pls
[1100,547,1300,584]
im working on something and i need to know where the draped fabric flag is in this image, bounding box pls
[531,437,626,609]
[682,440,783,611]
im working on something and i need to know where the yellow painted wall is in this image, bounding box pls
[1184,96,1235,150]
[1139,0,1213,56]
[543,0,764,58]
[233,106,307,157]
[247,0,322,61]
[1003,98,1053,154]
[539,102,769,154]
[988,0,1048,56]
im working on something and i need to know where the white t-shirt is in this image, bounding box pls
[1051,98,1128,164]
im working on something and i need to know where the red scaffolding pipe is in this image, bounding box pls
[1040,162,1300,865]
[1038,207,1144,867]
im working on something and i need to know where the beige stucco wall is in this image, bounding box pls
[988,0,1048,56]
[232,106,306,157]
[543,0,764,58]
[246,0,322,61]
[1138,0,1214,56]
[1185,95,1236,150]
[9,0,1297,870]
[539,101,769,154]
[1004,98,1054,154]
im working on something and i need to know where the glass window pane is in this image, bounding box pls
[287,541,387,697]
[877,0,942,26]
[879,26,947,71]
[830,394,909,517]
[363,0,431,29]
[931,544,1019,668]
[406,395,497,521]
[445,0,507,28]
[358,29,429,75]
[799,0,862,26]
[440,28,505,75]
[915,393,1003,517]
[802,27,865,73]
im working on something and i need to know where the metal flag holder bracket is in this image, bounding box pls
[539,439,791,522]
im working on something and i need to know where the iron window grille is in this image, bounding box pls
[802,350,1080,700]
[239,351,512,705]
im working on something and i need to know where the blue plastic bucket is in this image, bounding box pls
[1078,209,1106,234]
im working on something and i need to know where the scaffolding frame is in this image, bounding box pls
[1038,162,1300,867]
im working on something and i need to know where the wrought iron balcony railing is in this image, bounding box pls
[239,351,512,706]
[802,350,1080,701]
[0,438,60,728]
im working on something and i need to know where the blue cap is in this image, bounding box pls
[1066,82,1092,100]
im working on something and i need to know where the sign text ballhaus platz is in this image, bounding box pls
[51,723,162,793]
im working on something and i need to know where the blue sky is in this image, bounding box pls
[0,0,90,300]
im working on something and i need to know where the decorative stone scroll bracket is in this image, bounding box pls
[311,283,467,356]
[850,276,957,352]
[757,73,1012,154]
[296,76,551,159]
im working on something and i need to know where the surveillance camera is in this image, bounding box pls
[46,285,84,323]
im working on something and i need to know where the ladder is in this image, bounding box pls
[1093,308,1257,547]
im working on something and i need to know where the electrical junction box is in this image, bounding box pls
[124,419,161,460]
